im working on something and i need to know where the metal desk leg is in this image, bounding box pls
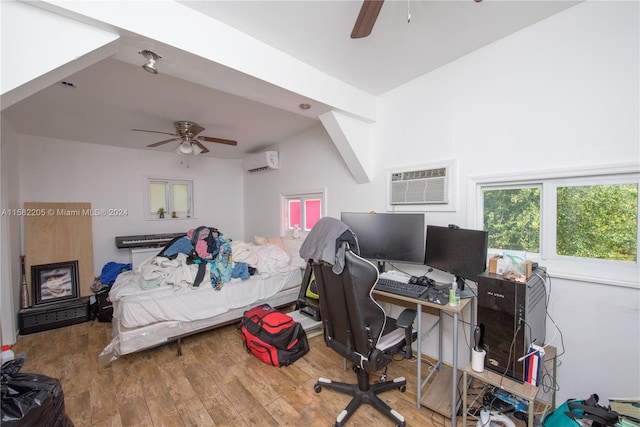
[439,310,444,363]
[416,304,422,409]
[452,312,458,427]
[471,297,477,357]
[463,370,468,427]
[528,397,534,427]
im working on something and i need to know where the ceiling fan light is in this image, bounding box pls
[178,142,193,154]
[192,144,203,155]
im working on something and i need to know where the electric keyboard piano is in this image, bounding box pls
[115,232,185,249]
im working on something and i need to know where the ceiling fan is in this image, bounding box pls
[351,0,483,39]
[132,120,237,155]
[351,0,385,39]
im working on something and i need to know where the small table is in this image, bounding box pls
[374,289,475,427]
[462,345,557,427]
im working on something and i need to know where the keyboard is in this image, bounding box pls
[375,278,429,299]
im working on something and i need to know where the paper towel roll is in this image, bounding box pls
[472,349,486,372]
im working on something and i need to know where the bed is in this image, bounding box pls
[98,234,305,366]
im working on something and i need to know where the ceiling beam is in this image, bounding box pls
[319,110,372,184]
[33,0,377,124]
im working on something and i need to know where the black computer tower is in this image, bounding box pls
[477,269,547,382]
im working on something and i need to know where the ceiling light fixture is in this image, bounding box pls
[176,141,193,154]
[139,50,161,74]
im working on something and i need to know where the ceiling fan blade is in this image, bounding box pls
[194,140,210,154]
[132,129,177,136]
[199,136,238,146]
[189,123,205,136]
[351,0,384,39]
[147,138,180,148]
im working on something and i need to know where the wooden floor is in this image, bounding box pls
[10,320,462,427]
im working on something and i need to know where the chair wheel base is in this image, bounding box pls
[315,370,407,426]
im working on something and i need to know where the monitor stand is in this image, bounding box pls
[456,275,477,299]
[377,261,386,274]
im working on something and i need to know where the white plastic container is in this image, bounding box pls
[1,345,14,364]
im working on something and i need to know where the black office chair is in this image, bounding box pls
[303,220,416,427]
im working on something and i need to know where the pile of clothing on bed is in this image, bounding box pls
[127,226,293,291]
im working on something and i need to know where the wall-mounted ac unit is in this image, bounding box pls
[244,151,279,173]
[389,165,450,205]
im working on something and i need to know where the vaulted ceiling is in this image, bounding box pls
[1,1,579,159]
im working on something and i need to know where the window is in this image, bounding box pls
[473,165,639,285]
[483,186,541,254]
[555,183,637,261]
[282,191,325,235]
[147,178,193,219]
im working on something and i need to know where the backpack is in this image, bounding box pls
[239,304,309,367]
[95,288,113,322]
[544,394,619,427]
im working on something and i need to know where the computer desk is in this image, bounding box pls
[373,289,476,427]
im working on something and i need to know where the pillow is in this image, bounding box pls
[254,235,268,246]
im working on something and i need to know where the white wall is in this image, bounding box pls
[244,1,639,404]
[243,124,367,240]
[16,134,246,271]
[1,118,22,345]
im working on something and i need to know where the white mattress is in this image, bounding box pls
[98,268,302,366]
[113,267,301,328]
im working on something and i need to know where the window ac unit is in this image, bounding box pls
[390,166,449,205]
[244,151,279,173]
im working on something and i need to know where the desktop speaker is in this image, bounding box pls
[477,270,547,382]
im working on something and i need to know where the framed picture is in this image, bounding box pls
[31,260,79,306]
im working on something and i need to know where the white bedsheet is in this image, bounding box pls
[111,266,301,329]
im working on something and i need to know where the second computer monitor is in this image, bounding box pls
[424,225,489,287]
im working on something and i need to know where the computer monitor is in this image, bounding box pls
[424,225,489,290]
[340,212,425,272]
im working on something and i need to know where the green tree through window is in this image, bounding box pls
[483,187,540,252]
[557,184,638,261]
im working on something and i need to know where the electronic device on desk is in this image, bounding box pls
[423,288,449,305]
[340,212,425,273]
[424,224,489,292]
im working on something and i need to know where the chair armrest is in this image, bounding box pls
[395,309,416,329]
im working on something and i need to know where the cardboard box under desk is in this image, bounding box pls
[488,256,533,278]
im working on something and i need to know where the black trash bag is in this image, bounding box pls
[1,358,74,427]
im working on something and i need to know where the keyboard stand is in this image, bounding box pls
[373,289,475,427]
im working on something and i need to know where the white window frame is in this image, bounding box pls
[144,177,194,220]
[280,189,326,238]
[468,163,639,287]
